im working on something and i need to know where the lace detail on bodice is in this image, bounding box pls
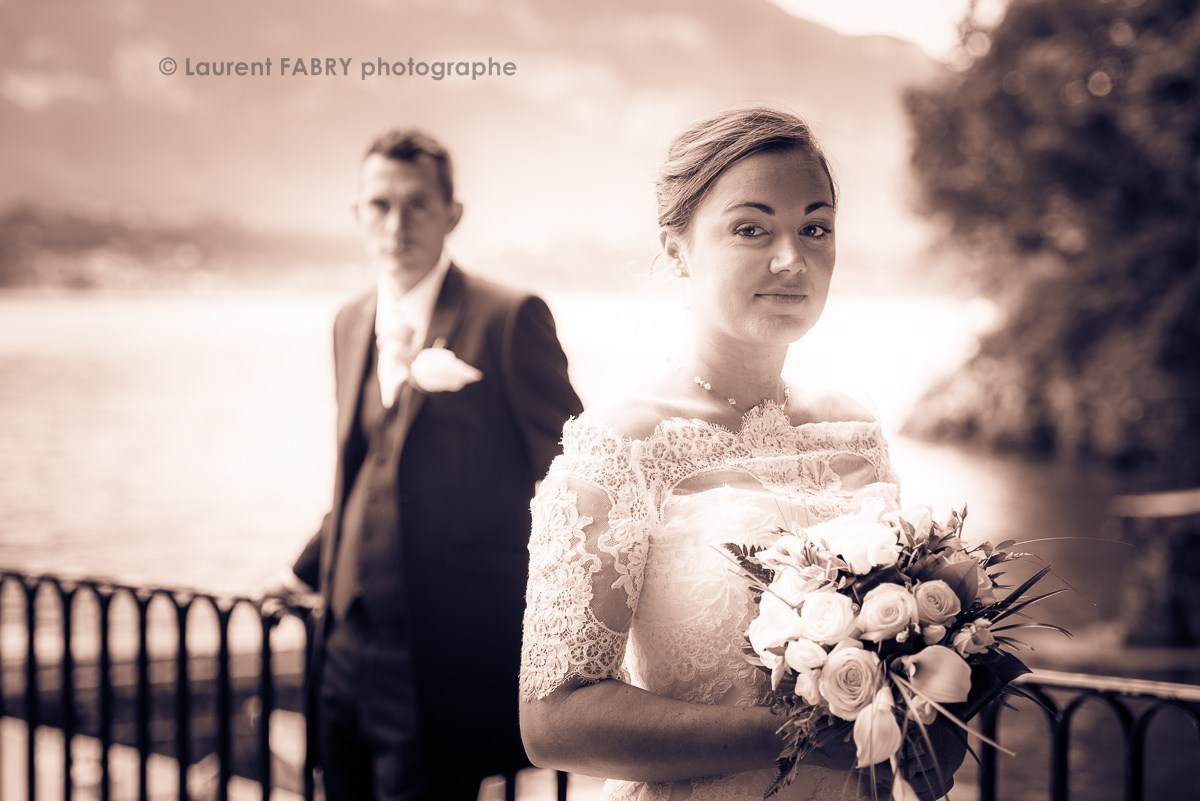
[520,403,896,800]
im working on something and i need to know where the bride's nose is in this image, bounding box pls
[769,236,806,274]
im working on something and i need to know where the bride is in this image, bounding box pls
[519,106,965,800]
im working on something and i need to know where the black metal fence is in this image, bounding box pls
[3,569,1199,801]
[0,571,318,801]
[976,669,1200,801]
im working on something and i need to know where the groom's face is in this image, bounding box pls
[354,153,463,292]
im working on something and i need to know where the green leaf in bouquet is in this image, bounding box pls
[1001,681,1058,717]
[906,552,944,577]
[993,621,1073,638]
[988,587,1069,625]
[876,637,921,660]
[846,564,908,602]
[982,548,1034,568]
[987,564,1055,617]
[719,542,775,587]
[767,716,852,798]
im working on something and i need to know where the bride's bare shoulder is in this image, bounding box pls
[790,385,879,425]
[577,388,699,443]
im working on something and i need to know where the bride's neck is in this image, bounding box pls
[682,335,789,408]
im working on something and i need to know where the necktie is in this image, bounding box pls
[376,323,420,407]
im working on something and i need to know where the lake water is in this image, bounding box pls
[0,288,1128,627]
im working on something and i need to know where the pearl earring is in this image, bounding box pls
[671,262,686,277]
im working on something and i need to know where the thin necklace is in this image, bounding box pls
[693,374,791,411]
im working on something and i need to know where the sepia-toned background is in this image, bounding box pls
[2,0,1198,798]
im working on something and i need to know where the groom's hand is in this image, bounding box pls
[260,568,317,602]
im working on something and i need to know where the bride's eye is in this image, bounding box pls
[801,224,832,239]
[734,224,767,238]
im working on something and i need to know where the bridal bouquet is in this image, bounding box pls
[724,486,1064,799]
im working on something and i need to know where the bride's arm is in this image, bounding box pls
[520,677,783,781]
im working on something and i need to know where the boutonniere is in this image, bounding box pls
[408,337,483,393]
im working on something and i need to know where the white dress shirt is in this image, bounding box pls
[374,254,451,407]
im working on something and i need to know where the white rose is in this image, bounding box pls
[888,505,934,543]
[747,591,804,656]
[408,346,483,393]
[856,583,919,643]
[846,483,901,515]
[798,591,859,645]
[913,580,962,626]
[921,623,948,644]
[810,515,901,575]
[795,669,824,706]
[768,569,814,608]
[818,641,884,721]
[785,638,828,672]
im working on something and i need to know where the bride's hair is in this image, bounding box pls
[656,105,837,235]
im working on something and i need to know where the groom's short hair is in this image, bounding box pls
[363,128,455,203]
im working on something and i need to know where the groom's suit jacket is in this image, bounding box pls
[293,263,582,779]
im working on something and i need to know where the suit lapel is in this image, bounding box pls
[392,263,467,455]
[335,293,377,450]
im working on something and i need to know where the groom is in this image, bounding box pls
[281,128,582,800]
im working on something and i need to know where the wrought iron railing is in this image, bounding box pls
[0,571,321,801]
[3,569,1199,801]
[975,669,1200,801]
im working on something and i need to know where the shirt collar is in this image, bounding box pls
[375,253,452,342]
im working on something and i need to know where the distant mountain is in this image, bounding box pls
[0,0,945,288]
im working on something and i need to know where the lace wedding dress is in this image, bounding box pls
[521,403,900,801]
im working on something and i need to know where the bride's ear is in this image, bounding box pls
[658,228,688,278]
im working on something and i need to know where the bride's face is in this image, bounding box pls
[668,148,836,347]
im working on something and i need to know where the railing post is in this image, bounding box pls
[97,586,113,801]
[216,601,234,801]
[23,577,38,801]
[259,605,275,801]
[557,770,569,801]
[61,582,77,801]
[1050,708,1070,801]
[175,596,192,801]
[1128,716,1145,801]
[977,702,999,801]
[502,770,516,801]
[135,589,152,801]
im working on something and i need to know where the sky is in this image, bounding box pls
[772,0,1007,60]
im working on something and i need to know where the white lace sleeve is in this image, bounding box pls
[875,426,901,488]
[520,419,653,701]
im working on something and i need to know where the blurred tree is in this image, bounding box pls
[903,0,1200,486]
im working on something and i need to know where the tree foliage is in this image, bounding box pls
[903,0,1200,482]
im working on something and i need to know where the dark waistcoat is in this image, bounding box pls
[330,343,409,626]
